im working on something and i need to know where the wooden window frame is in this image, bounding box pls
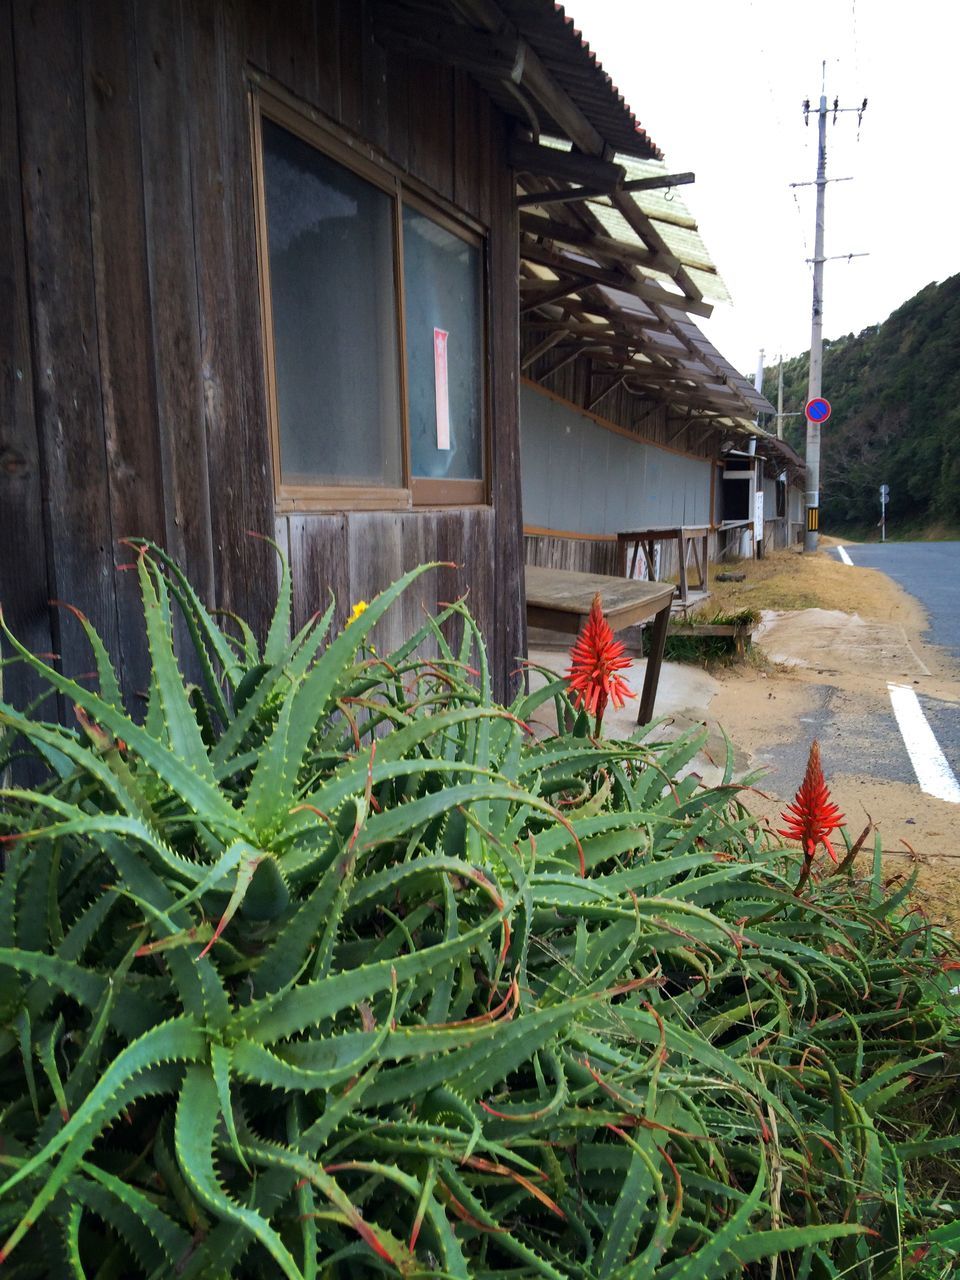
[249,78,489,513]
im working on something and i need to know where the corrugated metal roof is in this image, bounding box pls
[494,1,662,159]
[372,1,661,159]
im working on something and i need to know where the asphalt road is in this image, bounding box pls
[834,541,960,664]
[833,540,960,788]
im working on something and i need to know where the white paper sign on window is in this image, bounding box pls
[433,327,450,451]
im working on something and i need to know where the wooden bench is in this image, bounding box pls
[667,621,755,659]
[616,526,710,606]
[524,565,675,725]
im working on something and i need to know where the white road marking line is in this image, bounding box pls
[836,545,853,565]
[887,683,960,803]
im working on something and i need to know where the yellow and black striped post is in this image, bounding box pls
[806,506,819,533]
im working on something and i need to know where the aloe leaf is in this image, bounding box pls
[0,620,248,839]
[210,597,335,770]
[259,535,292,665]
[2,790,207,888]
[73,1163,193,1274]
[175,1066,305,1280]
[127,539,240,684]
[0,947,107,1009]
[281,563,444,787]
[242,678,297,835]
[239,886,517,1042]
[728,1222,869,1266]
[52,602,124,713]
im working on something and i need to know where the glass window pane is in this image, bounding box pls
[261,117,402,488]
[402,206,483,482]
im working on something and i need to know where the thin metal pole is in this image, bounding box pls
[804,92,827,552]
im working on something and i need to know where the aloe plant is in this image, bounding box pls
[0,542,957,1278]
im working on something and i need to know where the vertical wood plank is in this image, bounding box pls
[136,0,216,611]
[13,0,120,687]
[183,0,274,639]
[488,114,526,699]
[452,69,482,219]
[0,0,53,720]
[288,513,349,636]
[245,0,323,109]
[359,0,390,154]
[438,507,496,673]
[347,512,404,654]
[383,40,410,173]
[222,0,278,641]
[338,0,363,133]
[396,510,436,657]
[81,0,166,700]
[407,60,454,201]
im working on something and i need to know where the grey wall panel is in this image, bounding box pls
[520,384,712,535]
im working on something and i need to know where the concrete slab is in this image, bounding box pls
[756,609,930,677]
[525,646,739,787]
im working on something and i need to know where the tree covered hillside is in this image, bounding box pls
[764,273,960,535]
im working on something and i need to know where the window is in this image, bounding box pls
[251,88,487,510]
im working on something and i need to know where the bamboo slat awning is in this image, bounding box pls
[515,137,780,433]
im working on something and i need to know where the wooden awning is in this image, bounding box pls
[516,137,779,431]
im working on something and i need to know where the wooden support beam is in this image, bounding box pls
[508,139,624,187]
[520,238,713,318]
[521,319,620,339]
[517,185,612,208]
[520,331,565,370]
[447,0,657,163]
[517,171,695,208]
[609,191,704,303]
[538,342,589,379]
[373,7,525,81]
[560,297,671,337]
[586,374,626,412]
[519,277,592,312]
[623,171,695,194]
[518,210,678,273]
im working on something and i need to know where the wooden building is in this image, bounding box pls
[1,0,669,714]
[1,0,803,723]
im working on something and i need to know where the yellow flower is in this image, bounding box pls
[347,600,368,626]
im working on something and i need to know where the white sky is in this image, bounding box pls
[568,0,960,378]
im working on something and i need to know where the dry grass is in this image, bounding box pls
[703,544,922,624]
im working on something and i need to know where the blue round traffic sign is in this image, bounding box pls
[805,397,832,423]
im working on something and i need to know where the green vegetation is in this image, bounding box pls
[1,546,958,1277]
[661,608,760,665]
[764,273,960,537]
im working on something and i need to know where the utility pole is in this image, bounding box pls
[803,89,828,552]
[797,73,868,552]
[776,356,784,440]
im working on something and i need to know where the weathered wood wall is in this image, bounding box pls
[0,0,525,714]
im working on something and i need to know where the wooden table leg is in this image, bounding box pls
[677,532,689,603]
[638,600,672,725]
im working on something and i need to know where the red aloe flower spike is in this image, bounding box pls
[565,593,634,733]
[777,739,845,864]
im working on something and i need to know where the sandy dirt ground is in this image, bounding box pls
[705,544,960,934]
[526,542,960,932]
